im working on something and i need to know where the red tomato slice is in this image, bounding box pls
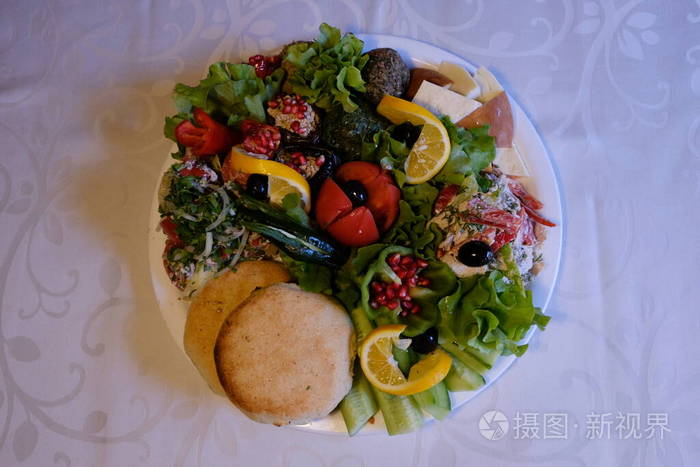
[335,161,381,186]
[159,217,182,247]
[508,179,543,210]
[315,179,353,229]
[327,207,379,247]
[523,204,556,227]
[175,108,235,157]
[433,184,459,215]
[364,175,400,232]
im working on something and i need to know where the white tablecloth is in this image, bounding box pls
[1,1,699,465]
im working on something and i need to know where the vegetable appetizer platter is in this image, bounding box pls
[148,25,562,435]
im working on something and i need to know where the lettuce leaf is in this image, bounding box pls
[361,129,410,172]
[165,62,283,141]
[280,252,332,294]
[438,268,550,358]
[283,23,368,112]
[381,183,442,259]
[435,117,496,186]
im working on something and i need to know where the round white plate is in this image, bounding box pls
[147,34,562,435]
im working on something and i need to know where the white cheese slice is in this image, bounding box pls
[438,61,481,98]
[494,144,530,177]
[412,81,482,123]
[474,66,504,103]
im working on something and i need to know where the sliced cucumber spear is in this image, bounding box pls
[346,307,424,435]
[340,362,379,436]
[442,350,486,391]
[413,380,451,420]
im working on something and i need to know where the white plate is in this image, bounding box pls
[147,34,562,435]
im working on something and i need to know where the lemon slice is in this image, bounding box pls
[359,324,452,396]
[376,95,451,184]
[227,147,311,211]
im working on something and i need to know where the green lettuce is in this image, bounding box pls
[435,117,496,186]
[166,62,283,140]
[437,264,550,358]
[281,253,332,294]
[361,129,410,172]
[283,23,368,112]
[381,183,442,259]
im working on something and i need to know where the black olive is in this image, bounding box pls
[457,240,493,267]
[408,327,439,354]
[341,180,368,207]
[246,174,268,200]
[391,122,422,148]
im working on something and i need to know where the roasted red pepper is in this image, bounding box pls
[175,108,236,157]
[315,161,400,247]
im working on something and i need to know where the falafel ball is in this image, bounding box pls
[361,48,410,105]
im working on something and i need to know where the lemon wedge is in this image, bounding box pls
[227,147,311,211]
[359,324,452,396]
[376,95,451,184]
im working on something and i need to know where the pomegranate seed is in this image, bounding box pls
[271,131,281,141]
[300,104,308,112]
[296,112,305,119]
[370,300,379,309]
[401,256,413,266]
[315,155,325,166]
[283,105,292,114]
[398,286,408,299]
[290,121,301,132]
[388,254,401,266]
[401,300,412,310]
[268,100,278,108]
[371,282,384,292]
[296,94,302,100]
[386,288,396,299]
[417,277,431,287]
[387,300,399,310]
[408,276,418,287]
[283,97,292,104]
[412,304,421,314]
[416,259,429,268]
[297,155,306,164]
[376,295,387,306]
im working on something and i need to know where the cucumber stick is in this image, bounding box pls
[372,388,424,435]
[443,351,485,391]
[340,362,378,436]
[413,381,451,420]
[440,341,491,374]
[347,308,424,435]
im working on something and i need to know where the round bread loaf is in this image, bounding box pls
[215,283,355,426]
[184,261,292,396]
